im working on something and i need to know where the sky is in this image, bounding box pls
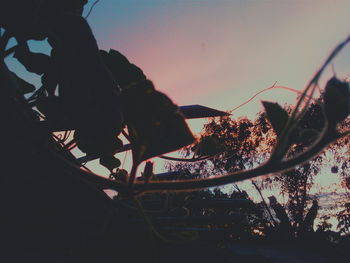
[7,0,350,125]
[76,0,350,174]
[5,1,350,195]
[85,0,350,122]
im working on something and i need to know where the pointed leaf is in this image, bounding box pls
[10,71,35,94]
[99,155,121,172]
[14,44,51,75]
[100,49,146,88]
[124,79,195,163]
[262,101,289,137]
[324,77,350,123]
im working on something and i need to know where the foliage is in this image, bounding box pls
[1,1,350,262]
[167,101,350,239]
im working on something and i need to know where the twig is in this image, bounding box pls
[228,84,316,115]
[0,30,11,56]
[229,82,277,114]
[128,162,139,187]
[251,181,277,227]
[3,45,18,58]
[85,0,101,19]
[129,127,341,192]
[46,117,348,196]
[159,155,212,163]
[270,34,350,161]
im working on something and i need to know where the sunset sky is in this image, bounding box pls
[85,0,350,122]
[79,0,350,208]
[7,0,350,124]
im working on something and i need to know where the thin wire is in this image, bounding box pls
[159,155,212,163]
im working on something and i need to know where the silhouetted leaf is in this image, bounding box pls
[324,77,350,124]
[10,71,35,94]
[100,155,121,172]
[100,49,146,88]
[123,79,195,163]
[14,43,51,75]
[74,129,123,158]
[262,101,289,137]
[41,70,59,96]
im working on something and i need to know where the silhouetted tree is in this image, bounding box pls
[167,102,350,239]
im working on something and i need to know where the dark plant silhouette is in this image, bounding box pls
[1,1,350,262]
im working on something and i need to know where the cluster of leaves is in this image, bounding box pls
[3,36,194,175]
[168,115,274,177]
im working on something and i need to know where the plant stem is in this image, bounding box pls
[60,126,344,194]
[128,162,139,187]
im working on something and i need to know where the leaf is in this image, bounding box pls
[10,71,35,94]
[99,155,121,172]
[41,70,59,96]
[324,77,350,124]
[13,44,51,75]
[100,49,146,88]
[262,101,290,137]
[124,79,195,163]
